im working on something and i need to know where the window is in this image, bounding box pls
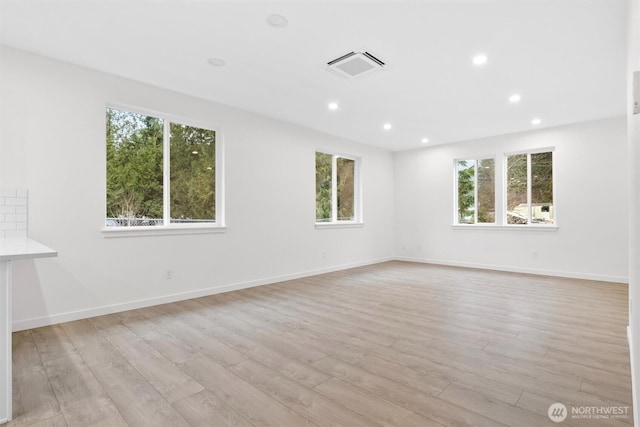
[106,107,220,228]
[506,150,554,225]
[455,158,495,224]
[315,151,360,223]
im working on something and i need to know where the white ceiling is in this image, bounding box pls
[0,0,628,151]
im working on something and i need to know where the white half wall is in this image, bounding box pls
[394,117,629,283]
[0,46,395,330]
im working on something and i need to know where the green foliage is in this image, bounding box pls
[106,108,216,224]
[170,123,215,221]
[315,152,332,221]
[531,152,553,205]
[106,108,163,219]
[337,157,355,220]
[506,152,553,224]
[457,160,475,223]
[477,159,495,223]
[506,153,527,211]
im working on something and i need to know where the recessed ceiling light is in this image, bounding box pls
[383,123,392,130]
[531,118,542,125]
[509,94,521,103]
[206,57,226,67]
[421,138,429,144]
[328,102,339,111]
[266,14,288,28]
[472,54,488,65]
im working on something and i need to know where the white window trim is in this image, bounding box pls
[503,147,556,227]
[102,224,227,238]
[315,151,363,226]
[315,222,364,230]
[104,103,225,236]
[452,224,558,232]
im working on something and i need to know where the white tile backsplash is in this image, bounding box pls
[0,189,28,238]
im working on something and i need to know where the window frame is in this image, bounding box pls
[103,103,225,237]
[503,147,556,227]
[453,156,496,226]
[315,150,363,228]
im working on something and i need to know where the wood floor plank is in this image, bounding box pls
[60,395,128,427]
[229,358,380,427]
[39,352,116,413]
[31,325,79,364]
[180,356,317,427]
[15,414,68,427]
[172,390,255,427]
[312,355,505,427]
[439,383,559,426]
[9,365,61,427]
[60,320,123,367]
[9,261,631,427]
[119,316,200,365]
[313,377,443,427]
[105,328,204,403]
[203,324,330,388]
[142,307,247,367]
[91,359,190,427]
[285,326,524,405]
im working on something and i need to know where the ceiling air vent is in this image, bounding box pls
[326,51,385,78]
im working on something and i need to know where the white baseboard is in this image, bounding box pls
[628,326,639,427]
[12,257,394,332]
[12,255,627,331]
[395,256,629,284]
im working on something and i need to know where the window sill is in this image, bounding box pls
[452,224,558,232]
[102,224,227,238]
[315,222,364,230]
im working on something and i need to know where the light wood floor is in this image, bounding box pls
[8,261,633,427]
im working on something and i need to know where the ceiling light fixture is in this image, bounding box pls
[421,138,429,144]
[328,102,339,111]
[266,14,288,28]
[472,54,488,66]
[531,118,542,125]
[383,123,392,130]
[206,57,226,67]
[192,150,199,155]
[509,94,521,103]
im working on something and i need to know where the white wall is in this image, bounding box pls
[0,46,395,330]
[0,44,632,333]
[627,0,640,423]
[395,117,628,282]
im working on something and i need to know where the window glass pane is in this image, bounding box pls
[457,160,475,224]
[337,157,355,221]
[169,123,216,223]
[315,152,332,222]
[506,153,528,224]
[531,152,553,224]
[477,158,495,223]
[106,108,164,227]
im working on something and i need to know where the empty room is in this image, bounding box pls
[1,0,639,426]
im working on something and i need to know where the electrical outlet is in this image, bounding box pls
[532,251,539,259]
[165,270,173,279]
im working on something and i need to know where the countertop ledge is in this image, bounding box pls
[0,237,58,261]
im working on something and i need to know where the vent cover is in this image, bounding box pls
[326,51,385,78]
